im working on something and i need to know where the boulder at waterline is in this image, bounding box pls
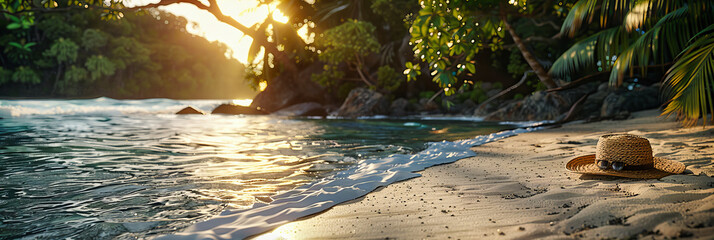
[337,88,389,118]
[483,83,595,121]
[176,106,205,115]
[389,98,410,116]
[418,98,440,112]
[271,102,327,117]
[211,104,268,115]
[600,84,660,118]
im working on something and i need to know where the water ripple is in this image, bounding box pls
[0,111,513,239]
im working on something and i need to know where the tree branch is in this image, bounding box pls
[124,0,297,73]
[353,53,374,87]
[478,70,533,108]
[529,18,560,30]
[547,62,674,92]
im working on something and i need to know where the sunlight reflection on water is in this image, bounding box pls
[0,109,513,239]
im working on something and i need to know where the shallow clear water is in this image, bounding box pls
[0,98,515,239]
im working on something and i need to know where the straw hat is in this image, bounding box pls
[566,134,685,179]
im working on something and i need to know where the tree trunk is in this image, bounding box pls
[353,53,374,87]
[51,63,62,95]
[501,17,558,89]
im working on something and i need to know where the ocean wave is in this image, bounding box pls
[159,127,539,240]
[0,97,227,118]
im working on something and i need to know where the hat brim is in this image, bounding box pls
[566,155,686,179]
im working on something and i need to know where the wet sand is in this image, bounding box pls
[256,109,714,239]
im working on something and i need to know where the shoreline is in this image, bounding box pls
[256,109,714,239]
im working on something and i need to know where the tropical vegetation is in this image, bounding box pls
[0,1,255,99]
[1,0,712,125]
[550,0,713,126]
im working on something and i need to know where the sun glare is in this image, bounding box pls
[121,0,310,64]
[232,99,253,106]
[123,0,314,64]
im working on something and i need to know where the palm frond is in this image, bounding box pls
[551,27,636,78]
[609,4,714,86]
[623,0,690,31]
[599,0,633,27]
[662,24,714,126]
[561,0,599,37]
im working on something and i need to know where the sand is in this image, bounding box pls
[255,109,714,239]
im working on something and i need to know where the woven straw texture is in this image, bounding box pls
[566,134,686,179]
[596,134,652,165]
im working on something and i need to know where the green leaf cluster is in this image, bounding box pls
[43,38,79,64]
[317,20,379,66]
[551,0,714,126]
[375,65,402,92]
[662,24,714,126]
[11,66,41,84]
[407,0,510,93]
[312,20,384,94]
[85,55,116,80]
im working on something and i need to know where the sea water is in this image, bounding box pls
[0,98,527,239]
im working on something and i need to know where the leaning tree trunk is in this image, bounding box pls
[501,17,558,89]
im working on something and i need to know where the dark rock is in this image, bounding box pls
[176,106,205,115]
[417,98,440,112]
[250,62,330,113]
[211,104,268,115]
[423,101,440,112]
[485,92,565,121]
[408,101,422,113]
[601,92,626,118]
[613,111,631,120]
[337,88,389,118]
[390,98,410,116]
[484,83,595,121]
[601,85,660,118]
[580,90,610,119]
[271,102,327,117]
[324,104,340,115]
[474,100,502,117]
[597,82,610,92]
[460,99,477,115]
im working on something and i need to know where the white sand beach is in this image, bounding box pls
[257,109,714,239]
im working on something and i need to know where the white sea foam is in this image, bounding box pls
[158,127,539,240]
[0,97,227,118]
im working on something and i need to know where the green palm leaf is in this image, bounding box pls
[609,3,714,86]
[551,26,636,78]
[623,0,689,31]
[662,24,714,126]
[561,0,599,37]
[562,0,693,36]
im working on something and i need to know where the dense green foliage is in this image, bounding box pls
[1,6,254,99]
[551,0,714,125]
[312,20,381,91]
[5,0,709,125]
[306,0,417,97]
[408,0,572,93]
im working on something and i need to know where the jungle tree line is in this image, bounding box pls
[2,0,712,125]
[408,0,713,125]
[0,2,255,99]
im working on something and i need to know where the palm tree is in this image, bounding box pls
[550,0,714,126]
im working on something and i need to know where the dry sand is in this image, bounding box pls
[255,109,714,239]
